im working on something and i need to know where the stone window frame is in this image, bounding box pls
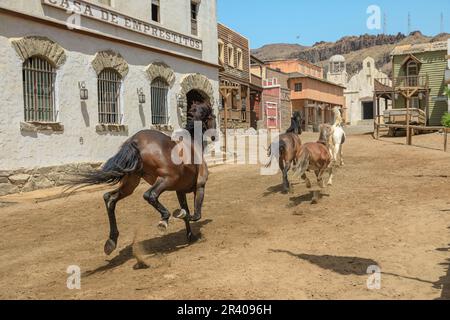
[11,36,67,133]
[146,62,176,131]
[236,48,244,70]
[227,44,235,67]
[218,40,225,65]
[178,73,215,127]
[91,50,129,133]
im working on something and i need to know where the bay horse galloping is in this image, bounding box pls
[69,102,216,256]
[266,112,303,193]
[294,124,334,189]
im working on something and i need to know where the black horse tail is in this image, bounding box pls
[66,140,142,188]
[265,140,286,168]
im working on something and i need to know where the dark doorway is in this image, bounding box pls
[362,102,374,120]
[186,89,209,113]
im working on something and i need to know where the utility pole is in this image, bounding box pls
[383,12,387,35]
[441,12,445,34]
[408,12,411,34]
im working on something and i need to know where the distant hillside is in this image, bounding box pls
[252,32,450,77]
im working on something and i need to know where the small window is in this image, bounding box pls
[227,45,234,67]
[191,1,199,36]
[407,61,418,77]
[98,68,122,124]
[236,49,243,70]
[151,77,169,125]
[23,56,56,122]
[294,83,303,92]
[218,40,225,64]
[151,0,160,22]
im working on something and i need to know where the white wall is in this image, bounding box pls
[345,57,390,125]
[0,0,218,65]
[0,13,219,171]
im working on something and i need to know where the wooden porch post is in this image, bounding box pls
[406,95,411,146]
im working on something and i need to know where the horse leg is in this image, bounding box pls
[302,173,312,189]
[143,178,172,231]
[175,191,194,242]
[103,174,141,255]
[191,186,206,222]
[280,159,291,193]
[339,144,345,166]
[316,169,326,188]
[327,165,334,186]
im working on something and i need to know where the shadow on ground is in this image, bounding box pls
[83,219,212,276]
[434,226,450,300]
[269,249,378,276]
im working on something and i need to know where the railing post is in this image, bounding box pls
[445,128,448,152]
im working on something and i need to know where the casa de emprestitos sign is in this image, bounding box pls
[42,0,203,51]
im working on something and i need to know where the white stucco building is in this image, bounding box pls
[0,0,219,195]
[327,55,390,125]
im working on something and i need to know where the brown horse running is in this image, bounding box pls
[266,112,303,193]
[69,102,217,256]
[294,124,334,189]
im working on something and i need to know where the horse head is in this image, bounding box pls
[318,124,333,147]
[187,101,217,141]
[287,111,303,135]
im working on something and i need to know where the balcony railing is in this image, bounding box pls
[394,75,429,88]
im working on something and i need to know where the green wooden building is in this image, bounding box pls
[375,41,448,126]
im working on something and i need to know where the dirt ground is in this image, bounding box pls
[1,130,450,300]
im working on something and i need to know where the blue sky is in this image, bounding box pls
[217,0,450,49]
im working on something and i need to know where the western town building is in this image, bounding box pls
[250,56,292,132]
[327,55,391,125]
[0,0,220,195]
[374,41,448,127]
[217,23,251,130]
[266,59,345,131]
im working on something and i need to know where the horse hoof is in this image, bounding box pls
[157,220,169,232]
[190,215,201,222]
[187,233,197,243]
[104,239,117,256]
[173,209,187,220]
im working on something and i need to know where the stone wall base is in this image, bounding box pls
[0,163,103,196]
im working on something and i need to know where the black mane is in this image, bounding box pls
[286,112,302,135]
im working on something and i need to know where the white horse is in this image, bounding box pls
[330,107,346,167]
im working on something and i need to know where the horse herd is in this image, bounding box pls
[70,103,346,257]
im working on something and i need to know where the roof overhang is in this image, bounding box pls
[400,54,422,67]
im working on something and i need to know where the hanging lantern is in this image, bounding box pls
[137,88,146,104]
[176,94,187,108]
[78,81,88,100]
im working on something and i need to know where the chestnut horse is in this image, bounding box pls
[294,124,334,189]
[266,112,303,193]
[69,102,216,256]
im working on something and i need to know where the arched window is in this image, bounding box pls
[407,61,418,77]
[23,56,56,122]
[98,68,122,124]
[151,77,169,125]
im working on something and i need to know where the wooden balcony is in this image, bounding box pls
[394,75,429,89]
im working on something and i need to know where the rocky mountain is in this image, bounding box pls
[252,31,450,77]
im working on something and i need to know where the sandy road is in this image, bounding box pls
[1,131,450,300]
